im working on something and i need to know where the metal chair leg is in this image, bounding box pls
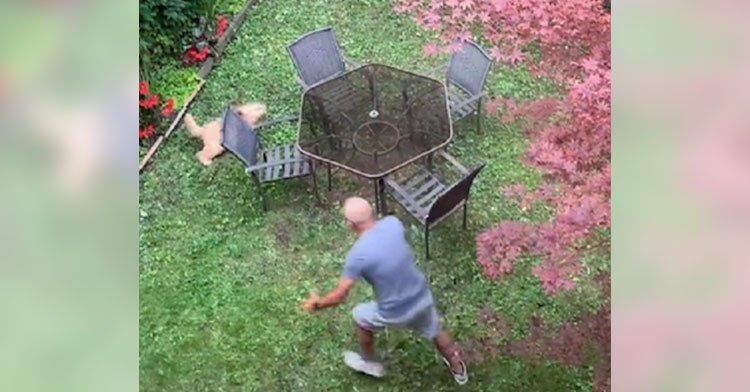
[258,186,268,212]
[476,97,482,134]
[252,175,267,212]
[327,163,332,191]
[463,202,468,229]
[310,162,321,204]
[425,226,430,260]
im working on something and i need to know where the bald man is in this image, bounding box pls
[303,197,468,385]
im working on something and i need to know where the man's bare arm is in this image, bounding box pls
[305,278,356,311]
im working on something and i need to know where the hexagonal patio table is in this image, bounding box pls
[296,64,453,213]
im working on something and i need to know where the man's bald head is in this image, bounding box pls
[344,197,374,232]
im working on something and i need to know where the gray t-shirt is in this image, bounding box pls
[343,216,433,321]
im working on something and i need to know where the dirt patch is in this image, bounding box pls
[323,174,377,204]
[273,223,293,249]
[326,189,349,206]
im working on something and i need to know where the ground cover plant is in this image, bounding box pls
[139,0,610,390]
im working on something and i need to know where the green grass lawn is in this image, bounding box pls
[139,0,607,390]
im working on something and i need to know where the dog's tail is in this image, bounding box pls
[184,113,202,138]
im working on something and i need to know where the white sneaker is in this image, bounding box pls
[343,351,386,378]
[442,356,469,385]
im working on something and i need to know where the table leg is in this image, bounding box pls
[369,71,378,112]
[373,179,381,215]
[378,178,387,215]
[402,87,416,152]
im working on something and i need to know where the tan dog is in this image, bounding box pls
[184,103,267,165]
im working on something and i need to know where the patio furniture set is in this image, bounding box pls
[220,27,491,258]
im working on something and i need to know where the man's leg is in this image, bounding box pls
[412,306,468,384]
[356,325,376,360]
[433,330,463,374]
[346,303,386,378]
[353,302,384,359]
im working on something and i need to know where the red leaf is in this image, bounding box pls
[455,31,472,42]
[488,47,503,61]
[506,49,524,65]
[489,0,504,12]
[422,43,440,55]
[424,10,440,25]
[446,41,463,53]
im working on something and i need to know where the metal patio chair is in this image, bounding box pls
[288,27,366,190]
[286,26,361,90]
[220,106,318,210]
[384,151,486,259]
[426,40,491,133]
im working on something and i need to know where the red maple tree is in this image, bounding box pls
[395,0,611,294]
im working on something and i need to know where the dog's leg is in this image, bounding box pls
[197,149,213,165]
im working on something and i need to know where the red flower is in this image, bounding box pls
[139,81,149,96]
[139,94,159,109]
[197,46,210,61]
[161,98,175,117]
[182,46,211,65]
[217,16,228,38]
[183,48,199,64]
[139,125,155,140]
[145,125,155,137]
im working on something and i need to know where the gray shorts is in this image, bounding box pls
[352,302,440,339]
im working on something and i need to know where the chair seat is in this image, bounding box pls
[385,168,448,222]
[448,91,478,120]
[255,144,312,182]
[312,79,366,115]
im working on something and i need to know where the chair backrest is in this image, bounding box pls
[287,27,346,88]
[426,162,486,225]
[220,106,259,168]
[447,40,491,96]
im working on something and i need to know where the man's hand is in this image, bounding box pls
[302,279,356,312]
[303,292,321,312]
